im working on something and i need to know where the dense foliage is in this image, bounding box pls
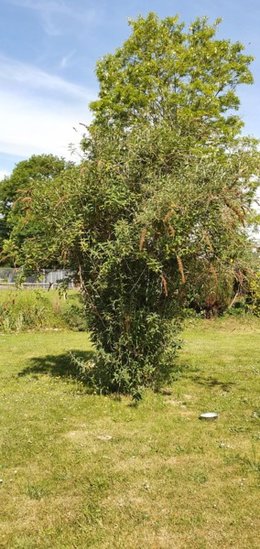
[0,154,72,266]
[2,14,259,395]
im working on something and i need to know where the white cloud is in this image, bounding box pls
[60,50,76,70]
[9,0,78,16]
[0,55,88,100]
[0,56,95,159]
[7,0,99,36]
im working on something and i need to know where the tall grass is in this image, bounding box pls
[0,289,87,332]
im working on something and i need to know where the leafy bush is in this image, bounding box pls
[61,294,88,331]
[246,272,260,316]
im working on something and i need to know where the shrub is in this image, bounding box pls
[246,272,260,316]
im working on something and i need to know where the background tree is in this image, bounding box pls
[0,154,72,266]
[11,14,260,396]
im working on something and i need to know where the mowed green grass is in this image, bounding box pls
[0,318,259,548]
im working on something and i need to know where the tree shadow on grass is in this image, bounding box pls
[18,350,96,389]
[190,375,235,392]
[18,354,211,397]
[177,362,236,391]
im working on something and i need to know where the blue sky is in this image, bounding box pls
[0,0,259,177]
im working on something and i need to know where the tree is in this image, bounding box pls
[89,14,253,140]
[14,14,259,396]
[0,154,73,266]
[0,173,10,253]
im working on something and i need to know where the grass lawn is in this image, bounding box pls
[0,318,259,548]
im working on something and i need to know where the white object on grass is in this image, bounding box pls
[199,412,218,420]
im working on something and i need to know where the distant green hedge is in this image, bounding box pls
[0,289,87,332]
